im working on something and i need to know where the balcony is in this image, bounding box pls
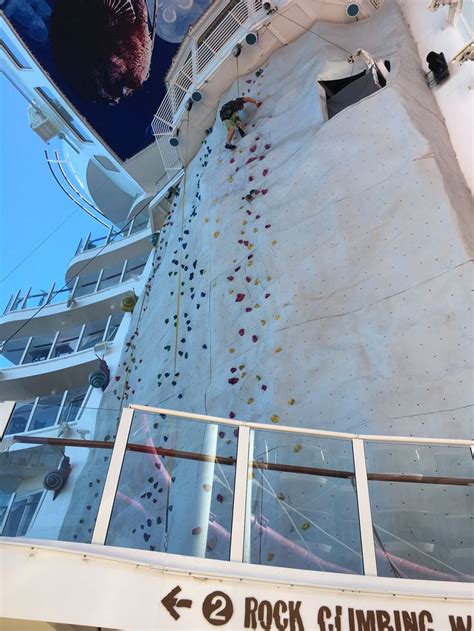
[0,314,122,399]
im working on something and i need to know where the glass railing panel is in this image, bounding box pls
[28,395,64,432]
[10,294,26,312]
[4,400,36,435]
[122,254,148,283]
[0,337,29,365]
[58,387,89,425]
[77,318,108,351]
[22,292,48,310]
[129,217,149,235]
[0,435,114,543]
[106,313,124,342]
[51,325,82,358]
[75,273,100,298]
[47,287,72,306]
[23,334,55,364]
[105,411,237,560]
[245,430,362,574]
[97,263,124,291]
[365,443,474,582]
[84,236,107,250]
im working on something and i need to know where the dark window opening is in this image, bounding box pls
[319,69,382,120]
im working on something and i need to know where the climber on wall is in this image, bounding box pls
[220,96,262,150]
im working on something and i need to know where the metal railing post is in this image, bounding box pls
[83,232,91,252]
[47,330,60,360]
[19,337,33,366]
[69,276,80,303]
[91,407,135,545]
[106,224,114,244]
[352,438,378,576]
[230,424,251,562]
[20,287,31,310]
[45,282,55,305]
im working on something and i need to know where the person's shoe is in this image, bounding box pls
[238,128,246,138]
[225,143,237,150]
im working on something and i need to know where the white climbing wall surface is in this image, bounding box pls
[104,0,472,439]
[59,0,473,565]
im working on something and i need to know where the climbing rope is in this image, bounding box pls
[172,112,191,376]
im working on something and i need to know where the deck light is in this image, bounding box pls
[346,3,360,17]
[169,135,179,147]
[191,90,202,102]
[246,32,258,46]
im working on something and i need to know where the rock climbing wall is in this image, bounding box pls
[102,0,472,440]
[59,1,473,567]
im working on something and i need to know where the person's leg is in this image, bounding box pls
[226,125,235,145]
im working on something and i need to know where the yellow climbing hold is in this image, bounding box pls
[274,314,280,320]
[227,176,233,183]
[239,364,245,370]
[260,320,266,326]
[253,228,258,233]
[254,303,260,309]
[243,220,248,225]
[267,275,272,282]
[229,348,235,353]
[213,231,220,238]
[247,397,254,405]
[247,244,254,251]
[288,398,296,406]
[204,217,209,223]
[247,260,253,267]
[254,279,260,285]
[293,443,302,453]
[271,415,280,423]
[267,552,275,561]
[301,522,310,531]
[272,240,278,246]
[228,289,234,295]
[275,346,282,353]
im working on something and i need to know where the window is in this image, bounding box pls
[1,492,44,537]
[0,337,29,365]
[98,262,124,291]
[75,271,100,298]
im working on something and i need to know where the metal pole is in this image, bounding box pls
[352,438,378,576]
[230,425,250,562]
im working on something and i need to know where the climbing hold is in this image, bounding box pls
[229,411,236,419]
[252,335,258,342]
[293,443,302,453]
[239,329,245,336]
[192,527,202,535]
[275,346,282,353]
[229,348,236,353]
[277,492,285,501]
[247,398,254,405]
[228,377,239,385]
[271,415,280,423]
[261,384,267,391]
[267,552,275,561]
[216,494,224,503]
[288,398,296,406]
[213,231,220,238]
[301,522,310,531]
[235,293,245,302]
[203,484,211,492]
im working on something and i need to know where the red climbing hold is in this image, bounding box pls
[252,335,258,342]
[227,275,234,281]
[228,377,239,385]
[238,239,243,244]
[245,307,252,313]
[249,176,254,182]
[261,189,268,195]
[265,224,271,229]
[115,376,121,381]
[250,144,257,153]
[230,158,235,163]
[219,431,225,438]
[246,157,258,165]
[263,169,269,176]
[243,240,249,246]
[259,155,265,161]
[192,527,202,535]
[239,329,245,336]
[236,293,245,302]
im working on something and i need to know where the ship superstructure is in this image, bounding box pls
[0,1,473,630]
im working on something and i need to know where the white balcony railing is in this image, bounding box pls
[1,404,472,583]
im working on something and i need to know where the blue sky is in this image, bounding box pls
[0,74,104,312]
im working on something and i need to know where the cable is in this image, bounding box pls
[0,208,79,285]
[0,199,152,346]
[276,11,353,55]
